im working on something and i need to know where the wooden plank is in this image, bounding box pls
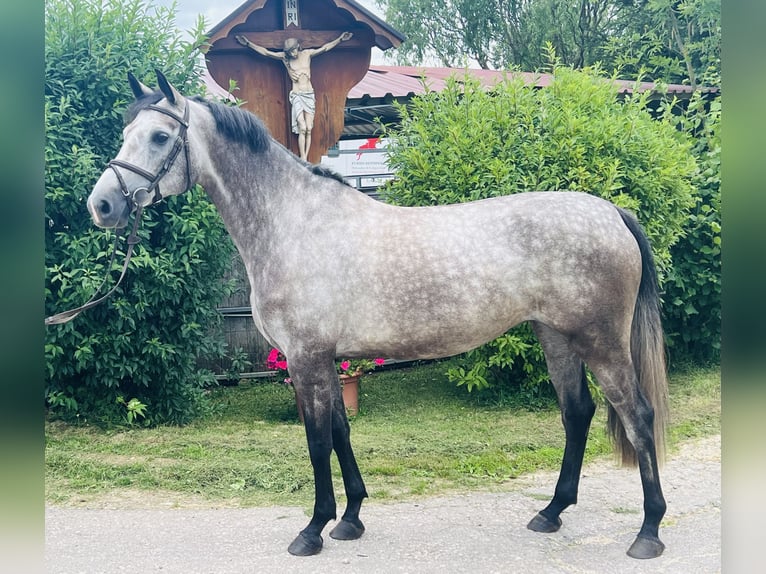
[214,31,368,51]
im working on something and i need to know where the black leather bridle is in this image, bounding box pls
[45,102,191,326]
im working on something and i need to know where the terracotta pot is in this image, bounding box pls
[294,373,361,422]
[339,373,361,416]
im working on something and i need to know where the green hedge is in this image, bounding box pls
[662,90,721,363]
[44,0,235,424]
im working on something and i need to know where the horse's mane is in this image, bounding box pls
[306,162,347,184]
[125,91,270,153]
[125,92,165,123]
[205,99,271,154]
[126,91,349,185]
[206,99,349,186]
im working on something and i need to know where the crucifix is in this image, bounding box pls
[236,31,353,161]
[236,0,352,161]
[204,0,402,163]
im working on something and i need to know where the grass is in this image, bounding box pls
[45,361,720,510]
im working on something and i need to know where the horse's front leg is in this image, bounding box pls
[287,355,338,556]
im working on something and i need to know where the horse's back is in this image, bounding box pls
[365,191,640,288]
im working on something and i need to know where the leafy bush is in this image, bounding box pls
[44,0,235,424]
[662,88,721,363]
[446,324,551,403]
[381,61,697,393]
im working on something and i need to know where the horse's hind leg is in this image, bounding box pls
[527,321,596,534]
[329,397,368,541]
[587,356,667,559]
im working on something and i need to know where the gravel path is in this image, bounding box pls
[45,434,720,573]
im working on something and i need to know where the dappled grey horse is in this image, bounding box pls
[87,71,669,559]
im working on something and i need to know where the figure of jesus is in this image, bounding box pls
[236,32,354,160]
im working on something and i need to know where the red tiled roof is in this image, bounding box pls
[348,65,718,100]
[205,64,717,104]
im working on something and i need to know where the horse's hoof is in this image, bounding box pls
[627,535,665,559]
[329,519,365,540]
[527,512,562,533]
[287,532,323,556]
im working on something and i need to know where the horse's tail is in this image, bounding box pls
[608,208,669,467]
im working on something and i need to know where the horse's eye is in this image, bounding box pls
[152,132,170,145]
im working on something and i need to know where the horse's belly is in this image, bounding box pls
[337,288,529,360]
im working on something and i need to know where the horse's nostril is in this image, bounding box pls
[99,199,112,216]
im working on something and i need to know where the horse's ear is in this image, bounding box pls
[127,72,153,99]
[155,69,182,106]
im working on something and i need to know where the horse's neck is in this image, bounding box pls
[199,138,308,258]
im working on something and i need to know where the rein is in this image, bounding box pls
[45,101,190,326]
[44,206,144,326]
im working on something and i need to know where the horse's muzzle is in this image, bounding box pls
[87,187,132,229]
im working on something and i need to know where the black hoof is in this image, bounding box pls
[527,512,562,533]
[330,519,365,541]
[287,532,323,556]
[627,535,665,559]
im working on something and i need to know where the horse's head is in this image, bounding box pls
[87,70,192,228]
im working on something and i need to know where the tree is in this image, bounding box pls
[381,0,496,68]
[45,0,235,424]
[380,0,721,86]
[382,0,619,71]
[494,0,615,70]
[605,0,721,87]
[661,85,720,362]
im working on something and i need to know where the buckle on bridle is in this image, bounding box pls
[131,186,157,208]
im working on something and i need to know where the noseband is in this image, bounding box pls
[108,102,191,208]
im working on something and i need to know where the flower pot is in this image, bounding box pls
[340,373,361,416]
[294,373,361,423]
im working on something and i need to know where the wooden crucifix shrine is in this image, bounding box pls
[204,0,404,164]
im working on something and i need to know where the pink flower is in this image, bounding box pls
[267,348,280,364]
[340,360,350,372]
[267,348,288,372]
[374,358,385,366]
